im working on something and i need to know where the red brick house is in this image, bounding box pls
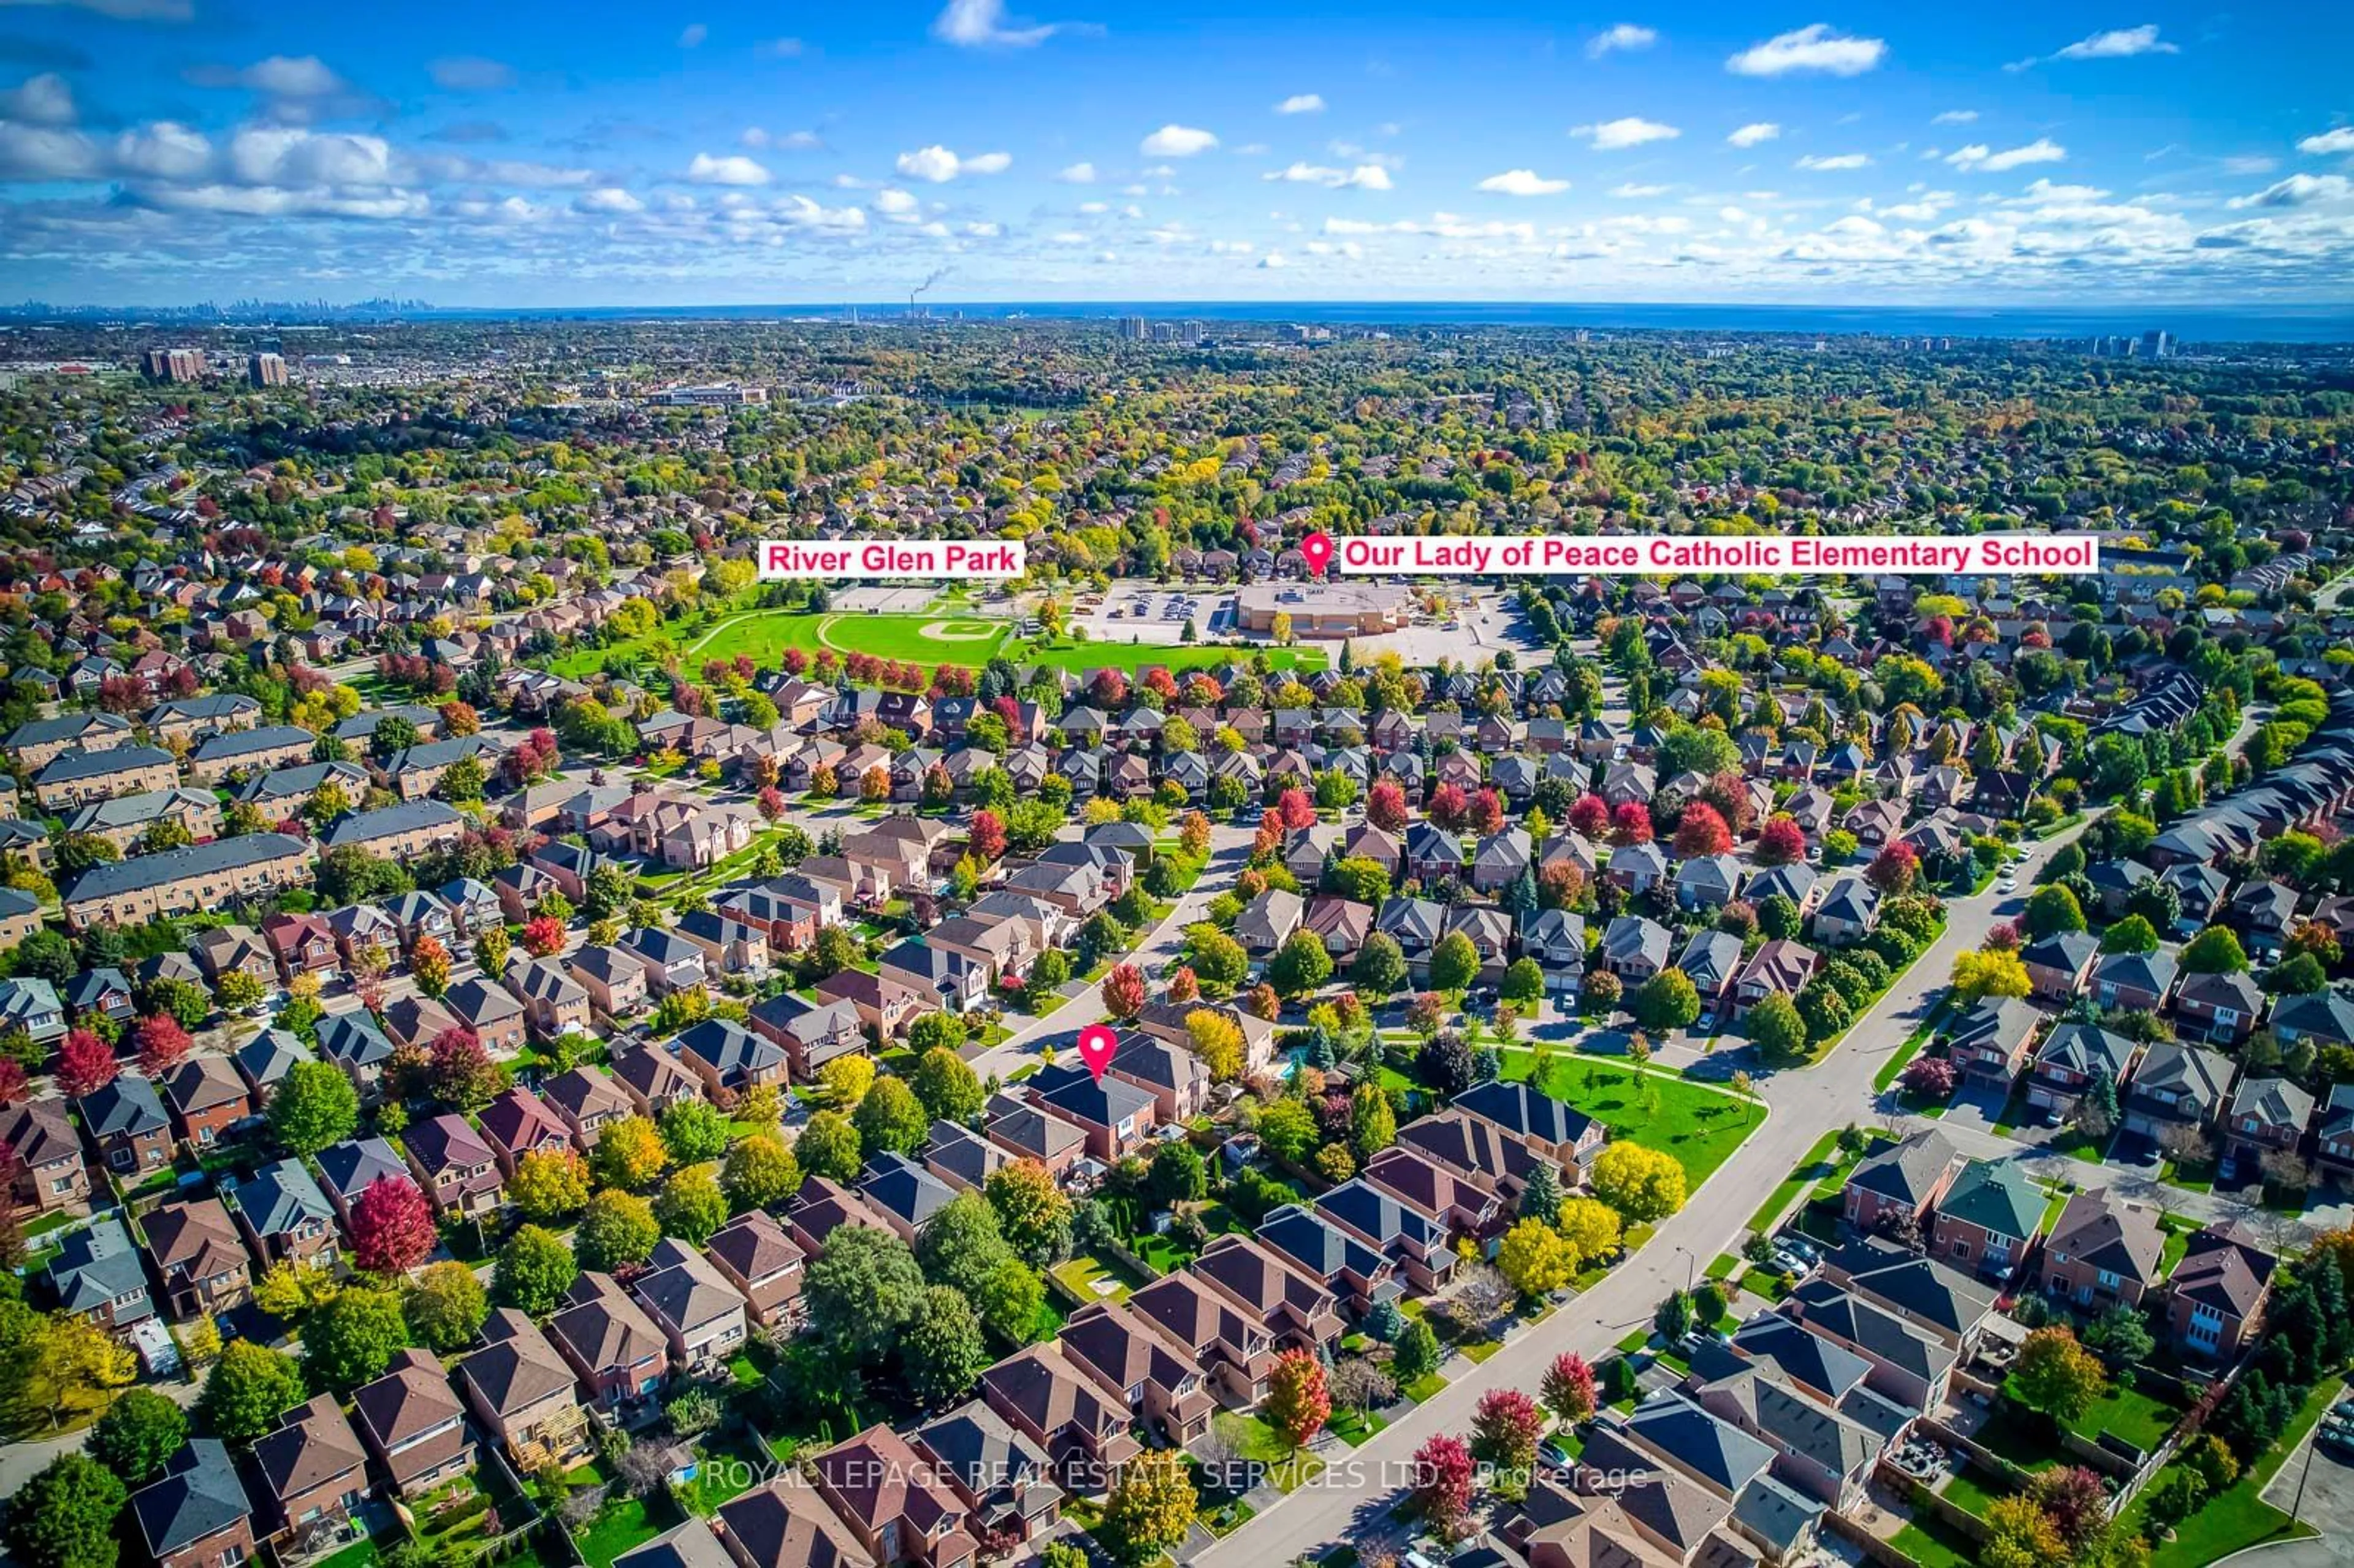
[2166,1222,2276,1362]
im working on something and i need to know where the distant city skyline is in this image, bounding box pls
[1,0,2350,306]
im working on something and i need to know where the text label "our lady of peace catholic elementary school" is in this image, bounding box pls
[1330,533,2100,576]
[759,539,1027,579]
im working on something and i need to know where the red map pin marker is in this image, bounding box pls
[1076,1025,1118,1084]
[1301,531,1335,576]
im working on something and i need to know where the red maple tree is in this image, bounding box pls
[349,1174,436,1274]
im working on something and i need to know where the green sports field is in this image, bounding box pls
[554,608,1327,679]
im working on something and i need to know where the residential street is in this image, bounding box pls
[966,821,1259,1083]
[1193,813,2102,1568]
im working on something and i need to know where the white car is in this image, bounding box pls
[1997,878,2017,894]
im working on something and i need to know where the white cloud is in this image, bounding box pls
[226,126,393,186]
[1263,161,1390,189]
[1057,161,1097,183]
[2298,127,2354,156]
[965,221,1000,237]
[0,72,74,126]
[932,0,1077,48]
[1726,24,1886,77]
[1611,181,1669,197]
[1726,122,1780,148]
[873,187,920,215]
[758,37,804,58]
[1932,109,1979,125]
[192,55,349,98]
[1476,169,1569,196]
[740,127,820,151]
[112,121,210,179]
[1945,138,2065,173]
[2009,179,2109,203]
[686,152,770,185]
[2054,25,2176,59]
[575,187,642,213]
[1259,250,1287,267]
[142,184,428,219]
[2227,173,2352,209]
[428,56,514,91]
[1586,23,1658,59]
[775,194,866,231]
[1140,124,1218,157]
[2219,156,2277,176]
[677,22,707,47]
[895,145,1011,181]
[0,121,99,180]
[1574,116,1679,151]
[1796,153,1872,170]
[1274,94,1325,115]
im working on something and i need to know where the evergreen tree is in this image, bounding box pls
[1519,1160,1564,1225]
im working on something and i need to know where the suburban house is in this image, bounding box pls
[549,1271,671,1415]
[2040,1189,2166,1313]
[2167,1222,2276,1361]
[809,1425,978,1568]
[352,1349,476,1499]
[1926,1160,2043,1281]
[632,1236,750,1374]
[246,1395,373,1558]
[131,1440,257,1568]
[143,1197,252,1320]
[1842,1129,1962,1236]
[457,1308,595,1472]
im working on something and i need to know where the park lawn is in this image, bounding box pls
[672,607,1332,677]
[2070,1383,2181,1453]
[1501,1051,1764,1190]
[1016,637,1327,677]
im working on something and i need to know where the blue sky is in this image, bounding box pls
[2,0,2351,305]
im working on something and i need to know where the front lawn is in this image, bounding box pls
[1328,1408,1388,1445]
[1499,1051,1764,1189]
[1401,1371,1448,1403]
[1214,1411,1325,1493]
[1744,1130,1843,1236]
